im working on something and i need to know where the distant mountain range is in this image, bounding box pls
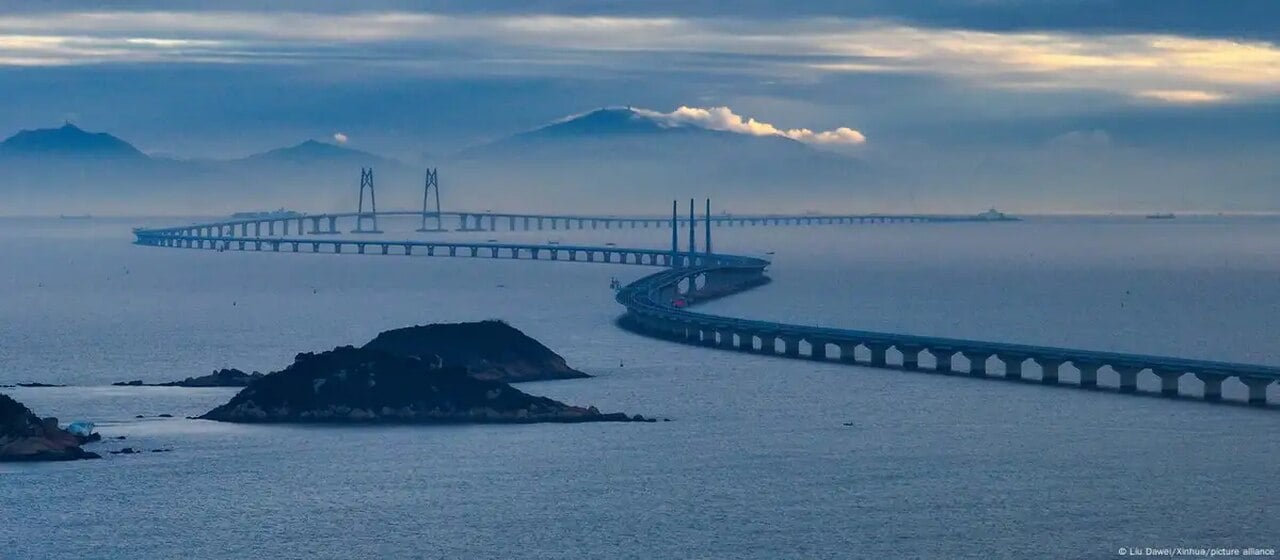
[0,123,413,215]
[450,107,876,211]
[0,109,881,215]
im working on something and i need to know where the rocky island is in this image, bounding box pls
[361,320,590,382]
[1,393,100,462]
[200,345,649,424]
[114,368,264,387]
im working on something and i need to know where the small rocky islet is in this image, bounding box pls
[0,393,100,462]
[199,344,649,424]
[361,320,591,383]
[112,320,589,387]
[113,368,264,388]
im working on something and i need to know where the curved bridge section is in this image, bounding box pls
[134,217,1278,408]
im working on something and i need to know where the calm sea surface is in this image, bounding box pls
[1,216,1277,559]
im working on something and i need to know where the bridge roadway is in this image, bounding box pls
[138,209,1011,238]
[132,223,1279,408]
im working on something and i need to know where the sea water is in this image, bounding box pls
[1,216,1277,559]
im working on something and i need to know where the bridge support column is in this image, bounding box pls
[1114,366,1141,393]
[1240,377,1272,406]
[757,335,775,354]
[932,349,954,373]
[867,343,889,367]
[1154,369,1183,397]
[1077,362,1100,388]
[838,343,858,363]
[810,340,828,360]
[998,354,1026,380]
[698,328,715,346]
[963,352,990,376]
[1196,372,1226,401]
[899,345,922,370]
[781,337,801,357]
[1037,359,1064,384]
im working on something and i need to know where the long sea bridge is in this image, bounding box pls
[133,206,1278,408]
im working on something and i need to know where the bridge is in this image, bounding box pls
[138,209,1014,239]
[131,208,1278,409]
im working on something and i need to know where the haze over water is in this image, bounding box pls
[2,216,1277,559]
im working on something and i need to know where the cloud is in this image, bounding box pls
[638,106,867,145]
[332,132,348,144]
[1134,89,1228,104]
[0,11,1278,103]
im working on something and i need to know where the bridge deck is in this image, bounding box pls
[133,219,1278,406]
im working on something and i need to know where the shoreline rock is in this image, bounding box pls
[362,320,591,383]
[200,345,650,425]
[1,393,100,462]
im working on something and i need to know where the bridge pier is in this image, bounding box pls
[1241,377,1272,406]
[810,340,828,360]
[963,352,990,376]
[899,345,922,370]
[1038,359,1064,384]
[932,349,955,374]
[839,343,858,363]
[753,334,773,354]
[1154,368,1183,397]
[1196,372,1226,401]
[867,343,889,367]
[1077,362,1100,388]
[998,354,1026,380]
[781,336,801,357]
[1114,366,1142,393]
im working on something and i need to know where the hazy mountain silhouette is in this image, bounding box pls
[0,125,413,215]
[0,112,887,215]
[239,140,395,167]
[0,123,146,160]
[449,107,878,212]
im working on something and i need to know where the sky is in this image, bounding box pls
[0,1,1277,210]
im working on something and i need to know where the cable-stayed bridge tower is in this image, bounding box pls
[352,167,383,233]
[417,168,445,232]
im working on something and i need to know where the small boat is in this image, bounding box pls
[1145,213,1176,220]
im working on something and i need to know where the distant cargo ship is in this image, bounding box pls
[58,214,92,220]
[1145,213,1176,220]
[230,209,303,219]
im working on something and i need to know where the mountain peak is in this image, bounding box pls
[240,138,401,169]
[0,122,146,159]
[248,139,366,160]
[536,107,675,136]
